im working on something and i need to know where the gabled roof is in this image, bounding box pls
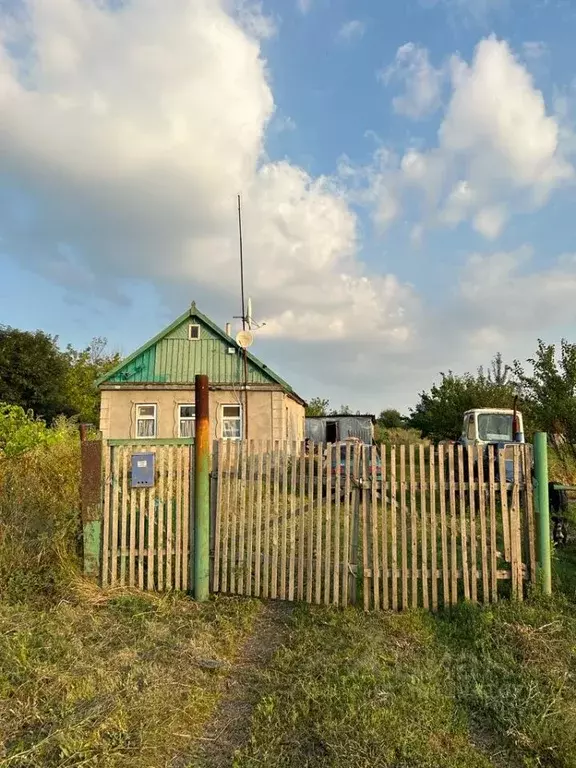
[97,302,304,404]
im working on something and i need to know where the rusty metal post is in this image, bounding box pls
[81,439,103,578]
[194,375,210,601]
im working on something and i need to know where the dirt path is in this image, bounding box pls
[193,601,293,767]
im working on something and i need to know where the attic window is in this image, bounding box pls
[188,323,200,340]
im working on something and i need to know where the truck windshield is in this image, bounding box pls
[478,413,513,442]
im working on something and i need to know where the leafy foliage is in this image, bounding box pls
[514,339,576,458]
[64,337,121,424]
[377,408,406,429]
[0,326,70,422]
[305,397,330,417]
[409,357,517,442]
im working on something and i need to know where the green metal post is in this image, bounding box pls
[194,374,210,601]
[533,432,552,595]
[80,438,103,579]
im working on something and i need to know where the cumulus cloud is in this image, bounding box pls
[0,0,415,382]
[380,43,445,119]
[371,37,573,239]
[336,20,366,44]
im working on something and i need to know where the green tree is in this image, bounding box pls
[0,326,70,422]
[409,356,517,442]
[305,397,330,417]
[514,339,576,457]
[64,337,121,424]
[377,409,406,429]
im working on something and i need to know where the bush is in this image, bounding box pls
[0,419,81,601]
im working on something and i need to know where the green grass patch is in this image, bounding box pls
[0,592,261,767]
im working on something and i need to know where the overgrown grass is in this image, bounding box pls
[236,553,576,768]
[0,591,261,767]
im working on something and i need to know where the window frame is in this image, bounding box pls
[135,403,157,439]
[178,403,196,438]
[221,403,243,440]
[188,323,200,341]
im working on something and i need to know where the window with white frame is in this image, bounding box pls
[188,323,200,340]
[136,404,157,438]
[178,404,196,438]
[221,404,242,439]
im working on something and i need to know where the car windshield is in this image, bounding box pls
[477,413,513,442]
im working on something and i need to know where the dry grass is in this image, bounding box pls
[0,590,261,767]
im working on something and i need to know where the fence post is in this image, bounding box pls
[194,374,210,601]
[80,438,103,579]
[533,432,552,595]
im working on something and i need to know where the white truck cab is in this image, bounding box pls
[461,408,525,448]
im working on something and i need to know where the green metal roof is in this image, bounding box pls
[97,303,302,399]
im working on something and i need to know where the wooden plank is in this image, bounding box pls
[333,442,342,607]
[380,444,389,611]
[350,445,361,605]
[263,441,273,599]
[409,445,418,609]
[146,452,156,591]
[419,445,429,611]
[254,443,265,597]
[467,446,477,603]
[457,445,470,601]
[510,445,524,600]
[174,446,183,590]
[498,450,511,585]
[438,444,449,608]
[165,447,174,590]
[400,445,408,610]
[110,446,120,586]
[523,445,537,584]
[429,445,438,611]
[477,445,489,604]
[156,447,165,591]
[370,444,380,611]
[221,442,232,593]
[289,440,298,601]
[341,442,351,606]
[448,445,458,605]
[229,441,240,594]
[245,440,256,597]
[181,444,190,592]
[297,441,306,601]
[315,442,324,605]
[271,441,280,600]
[128,473,137,588]
[361,445,370,611]
[390,445,398,611]
[280,441,289,600]
[488,445,498,603]
[119,448,129,586]
[101,444,111,587]
[323,443,333,606]
[138,487,146,589]
[237,441,248,595]
[212,443,223,592]
[499,448,511,562]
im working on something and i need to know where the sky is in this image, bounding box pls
[1,0,576,413]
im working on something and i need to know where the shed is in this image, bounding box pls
[305,415,375,445]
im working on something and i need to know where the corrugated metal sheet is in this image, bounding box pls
[305,416,374,444]
[108,347,156,383]
[108,316,274,385]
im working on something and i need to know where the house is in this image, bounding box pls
[97,303,306,443]
[305,414,375,445]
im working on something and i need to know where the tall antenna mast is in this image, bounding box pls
[238,194,246,331]
[237,194,249,439]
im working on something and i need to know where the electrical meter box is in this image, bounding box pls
[131,453,155,487]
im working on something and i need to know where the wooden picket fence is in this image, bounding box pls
[213,441,537,610]
[101,442,193,590]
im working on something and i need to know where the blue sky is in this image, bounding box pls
[1,0,576,411]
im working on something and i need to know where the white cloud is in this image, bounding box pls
[0,0,415,392]
[370,37,573,240]
[522,41,547,60]
[337,20,366,44]
[297,0,313,14]
[381,43,445,119]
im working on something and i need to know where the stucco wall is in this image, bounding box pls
[99,387,304,443]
